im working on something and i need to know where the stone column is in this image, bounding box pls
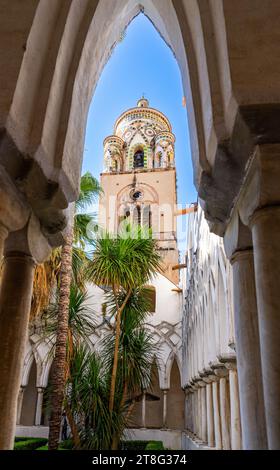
[226,362,242,449]
[213,366,230,449]
[250,206,280,449]
[238,144,280,449]
[205,382,215,447]
[184,387,193,432]
[16,386,25,425]
[0,224,8,259]
[191,382,199,437]
[211,378,222,449]
[230,248,267,449]
[35,387,45,426]
[0,250,35,449]
[198,381,207,443]
[162,389,168,428]
[197,386,202,439]
[190,389,195,434]
[184,388,188,430]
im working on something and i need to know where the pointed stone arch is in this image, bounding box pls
[166,357,185,430]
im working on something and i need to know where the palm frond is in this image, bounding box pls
[86,227,161,290]
[75,172,102,212]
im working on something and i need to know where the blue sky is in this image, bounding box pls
[82,14,197,250]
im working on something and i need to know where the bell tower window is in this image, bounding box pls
[133,149,144,168]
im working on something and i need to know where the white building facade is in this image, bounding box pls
[182,206,242,449]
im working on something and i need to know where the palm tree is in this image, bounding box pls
[65,287,156,450]
[48,172,101,450]
[102,287,157,448]
[43,284,96,448]
[86,225,161,419]
[66,346,123,450]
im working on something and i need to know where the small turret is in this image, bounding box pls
[137,97,149,108]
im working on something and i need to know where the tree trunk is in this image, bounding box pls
[109,307,121,413]
[111,381,128,450]
[48,229,73,450]
[65,400,80,449]
[109,289,131,413]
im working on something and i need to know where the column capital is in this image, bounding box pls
[202,367,217,383]
[218,353,237,364]
[184,383,195,393]
[249,205,280,228]
[230,248,253,265]
[0,165,30,233]
[4,215,52,264]
[197,380,206,388]
[198,370,212,384]
[224,209,253,260]
[210,361,229,378]
[224,362,237,371]
[239,143,280,227]
[189,378,199,390]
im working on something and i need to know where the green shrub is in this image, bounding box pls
[145,440,164,450]
[14,437,30,442]
[14,438,48,450]
[59,439,74,450]
[36,445,70,451]
[120,440,149,451]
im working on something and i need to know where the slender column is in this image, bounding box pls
[191,383,199,437]
[194,388,198,437]
[206,382,214,447]
[213,366,230,449]
[0,224,8,259]
[220,377,231,449]
[162,389,168,428]
[35,387,45,426]
[230,249,267,448]
[16,386,25,425]
[190,390,194,433]
[184,388,188,430]
[212,379,222,449]
[141,390,146,428]
[226,362,242,449]
[250,207,280,449]
[197,386,201,439]
[198,381,207,443]
[0,251,35,449]
[184,387,193,432]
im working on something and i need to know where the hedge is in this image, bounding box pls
[36,445,69,451]
[120,440,164,450]
[120,440,149,451]
[14,437,30,442]
[14,438,48,450]
[145,440,164,450]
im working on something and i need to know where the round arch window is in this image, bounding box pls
[130,189,143,201]
[133,149,144,168]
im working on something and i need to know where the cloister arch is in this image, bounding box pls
[20,359,37,426]
[1,0,280,451]
[146,360,163,428]
[166,359,184,430]
[3,0,279,244]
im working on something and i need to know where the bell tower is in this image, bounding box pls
[99,98,179,284]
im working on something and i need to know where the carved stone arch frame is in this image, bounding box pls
[21,347,36,388]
